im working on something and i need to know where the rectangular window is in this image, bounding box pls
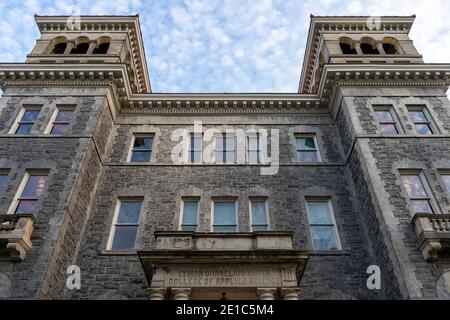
[50,107,75,135]
[189,135,203,164]
[408,107,434,135]
[373,106,399,135]
[180,199,199,232]
[12,107,41,134]
[13,173,48,215]
[247,135,260,164]
[250,200,269,231]
[0,171,8,191]
[306,199,341,250]
[213,201,236,232]
[215,134,236,164]
[296,135,320,163]
[129,136,153,163]
[109,199,142,250]
[400,173,434,214]
[442,174,450,193]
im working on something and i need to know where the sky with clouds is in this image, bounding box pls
[0,0,449,93]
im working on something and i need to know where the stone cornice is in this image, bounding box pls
[34,15,151,93]
[1,63,450,115]
[299,15,416,93]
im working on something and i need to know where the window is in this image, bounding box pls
[442,174,450,193]
[306,200,341,250]
[340,43,357,55]
[180,199,199,232]
[374,107,399,135]
[215,134,236,164]
[0,171,8,190]
[189,134,202,164]
[360,43,380,55]
[13,173,48,215]
[12,107,41,134]
[109,200,142,250]
[49,107,74,135]
[408,107,434,135]
[93,43,110,54]
[383,43,397,54]
[247,135,260,164]
[52,42,67,54]
[129,136,153,163]
[296,135,320,162]
[250,200,269,231]
[213,201,236,232]
[400,173,434,214]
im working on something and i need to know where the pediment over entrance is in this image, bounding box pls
[138,231,309,300]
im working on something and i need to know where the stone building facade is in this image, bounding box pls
[0,14,450,300]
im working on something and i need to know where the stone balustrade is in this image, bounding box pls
[0,214,38,261]
[412,213,450,261]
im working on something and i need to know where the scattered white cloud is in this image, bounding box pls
[0,0,448,93]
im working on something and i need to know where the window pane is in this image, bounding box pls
[379,124,398,135]
[252,225,268,232]
[55,110,73,122]
[16,124,33,134]
[111,225,138,250]
[214,202,235,225]
[214,225,236,233]
[131,150,151,162]
[415,124,433,135]
[248,150,259,163]
[225,151,235,164]
[375,110,394,122]
[191,151,202,163]
[0,175,7,190]
[134,137,153,150]
[297,151,319,163]
[296,138,316,151]
[22,175,47,198]
[251,201,267,225]
[15,200,39,214]
[409,111,427,122]
[191,137,202,150]
[401,175,427,198]
[410,200,433,214]
[215,137,224,150]
[225,137,235,150]
[22,110,40,122]
[248,137,259,150]
[117,201,142,224]
[215,151,224,164]
[442,175,450,193]
[181,225,197,232]
[311,226,338,250]
[183,201,198,225]
[307,202,333,224]
[51,123,69,135]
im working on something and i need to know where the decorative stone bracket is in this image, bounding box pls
[0,214,38,262]
[412,213,450,261]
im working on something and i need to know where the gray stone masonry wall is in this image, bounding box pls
[340,88,450,299]
[0,87,112,299]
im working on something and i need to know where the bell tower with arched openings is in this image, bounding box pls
[299,15,423,94]
[26,15,151,93]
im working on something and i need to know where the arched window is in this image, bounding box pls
[52,43,67,54]
[383,37,400,55]
[339,37,357,54]
[70,37,90,54]
[93,36,111,54]
[360,37,379,55]
[51,37,68,54]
